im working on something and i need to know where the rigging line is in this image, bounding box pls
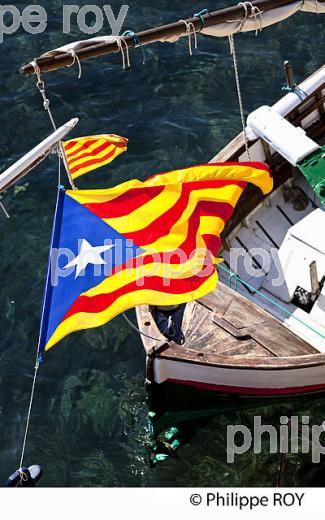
[228,34,251,161]
[217,263,325,339]
[30,60,77,191]
[122,312,162,342]
[19,155,62,483]
[18,354,41,476]
[179,20,198,56]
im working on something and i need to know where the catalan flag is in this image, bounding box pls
[38,162,272,352]
[63,134,128,180]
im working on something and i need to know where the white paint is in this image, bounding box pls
[154,358,325,391]
[247,106,319,165]
[0,118,79,193]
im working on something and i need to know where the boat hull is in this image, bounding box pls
[153,357,325,397]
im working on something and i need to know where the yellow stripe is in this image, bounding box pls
[103,184,182,233]
[45,273,217,350]
[67,163,272,205]
[66,138,108,163]
[82,247,213,298]
[71,149,125,179]
[104,185,241,237]
[68,144,115,169]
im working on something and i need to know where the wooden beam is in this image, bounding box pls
[20,0,313,76]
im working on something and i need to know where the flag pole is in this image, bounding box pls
[59,142,77,190]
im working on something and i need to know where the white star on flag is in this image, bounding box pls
[63,239,115,278]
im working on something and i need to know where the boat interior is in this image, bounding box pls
[137,67,325,365]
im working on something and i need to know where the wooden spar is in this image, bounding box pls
[20,0,316,76]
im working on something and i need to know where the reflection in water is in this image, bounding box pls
[0,0,324,487]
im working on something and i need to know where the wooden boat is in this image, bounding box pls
[136,65,325,397]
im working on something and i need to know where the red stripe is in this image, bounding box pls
[167,379,325,396]
[121,180,245,246]
[67,142,115,167]
[202,234,222,254]
[65,139,98,157]
[176,201,230,256]
[70,148,117,174]
[84,185,165,219]
[63,271,213,320]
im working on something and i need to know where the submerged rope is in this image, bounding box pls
[217,263,325,339]
[228,34,251,160]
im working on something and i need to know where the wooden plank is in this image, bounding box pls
[201,283,318,357]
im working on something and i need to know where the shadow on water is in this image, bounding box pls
[0,0,324,486]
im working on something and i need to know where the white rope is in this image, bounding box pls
[18,156,64,483]
[250,5,263,34]
[122,312,161,342]
[228,2,263,35]
[179,19,198,56]
[117,36,131,69]
[228,34,251,161]
[18,354,40,479]
[236,1,249,32]
[67,49,82,79]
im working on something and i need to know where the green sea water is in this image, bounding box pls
[0,0,324,487]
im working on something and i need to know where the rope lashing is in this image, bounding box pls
[217,263,325,339]
[236,2,250,32]
[250,4,264,35]
[30,60,76,190]
[179,20,198,56]
[117,36,131,69]
[193,8,209,30]
[122,312,162,342]
[228,35,251,160]
[122,30,146,65]
[229,2,263,35]
[67,49,82,79]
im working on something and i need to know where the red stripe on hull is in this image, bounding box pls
[167,378,325,397]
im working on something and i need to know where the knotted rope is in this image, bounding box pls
[67,49,82,79]
[179,20,198,56]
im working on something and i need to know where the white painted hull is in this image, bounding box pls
[153,358,325,396]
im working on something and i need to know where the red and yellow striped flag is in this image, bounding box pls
[63,134,128,180]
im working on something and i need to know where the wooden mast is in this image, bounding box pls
[20,0,319,76]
